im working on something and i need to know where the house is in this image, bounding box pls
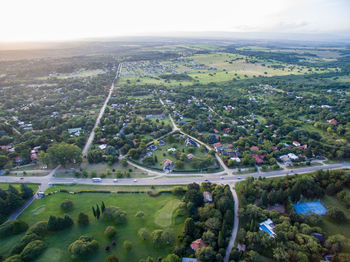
[213,142,223,152]
[159,140,165,146]
[311,232,324,243]
[203,191,213,202]
[279,155,290,164]
[271,145,278,151]
[68,127,82,136]
[14,156,23,164]
[223,128,230,133]
[185,138,199,147]
[328,118,339,125]
[148,145,158,151]
[190,239,207,251]
[168,148,176,152]
[213,129,220,134]
[324,254,333,261]
[98,144,107,151]
[252,154,265,164]
[299,144,308,149]
[187,154,194,160]
[163,159,175,173]
[293,141,301,147]
[230,157,241,163]
[208,134,219,144]
[288,153,299,160]
[132,139,137,147]
[259,218,276,237]
[146,114,165,120]
[182,258,197,262]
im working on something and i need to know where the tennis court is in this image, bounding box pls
[293,201,327,215]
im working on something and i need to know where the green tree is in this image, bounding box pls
[60,199,74,212]
[47,142,82,166]
[123,240,133,251]
[195,246,216,262]
[105,254,119,262]
[77,212,89,226]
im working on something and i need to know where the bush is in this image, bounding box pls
[103,207,127,224]
[0,220,28,238]
[123,241,132,251]
[20,240,46,262]
[47,215,74,231]
[27,221,47,237]
[60,199,74,211]
[68,235,99,258]
[11,233,41,255]
[104,226,116,238]
[77,212,89,226]
[135,211,144,218]
[106,254,119,262]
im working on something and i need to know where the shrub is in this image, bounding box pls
[11,233,41,255]
[60,199,74,211]
[20,240,46,262]
[47,215,74,231]
[68,235,99,258]
[104,226,116,238]
[105,254,119,262]
[103,207,127,224]
[123,241,132,251]
[27,222,47,237]
[135,211,144,218]
[138,228,150,241]
[77,212,89,226]
[0,220,28,238]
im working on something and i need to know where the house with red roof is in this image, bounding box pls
[252,154,265,164]
[328,118,339,125]
[293,141,301,147]
[190,239,207,251]
[223,128,230,133]
[213,129,220,134]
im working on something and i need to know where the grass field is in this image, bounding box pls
[0,191,185,262]
[0,182,39,191]
[44,184,182,194]
[119,52,337,88]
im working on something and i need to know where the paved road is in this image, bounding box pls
[82,63,122,157]
[7,165,60,220]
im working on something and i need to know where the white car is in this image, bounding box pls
[113,179,118,183]
[133,179,137,182]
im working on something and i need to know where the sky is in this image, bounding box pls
[1,0,350,42]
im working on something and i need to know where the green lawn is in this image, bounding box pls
[0,191,185,262]
[45,184,181,194]
[0,182,39,191]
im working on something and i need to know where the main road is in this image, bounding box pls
[82,63,122,157]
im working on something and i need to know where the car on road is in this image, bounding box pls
[20,177,24,180]
[113,179,118,183]
[204,179,209,182]
[237,177,242,180]
[92,178,102,183]
[220,176,224,179]
[133,179,137,182]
